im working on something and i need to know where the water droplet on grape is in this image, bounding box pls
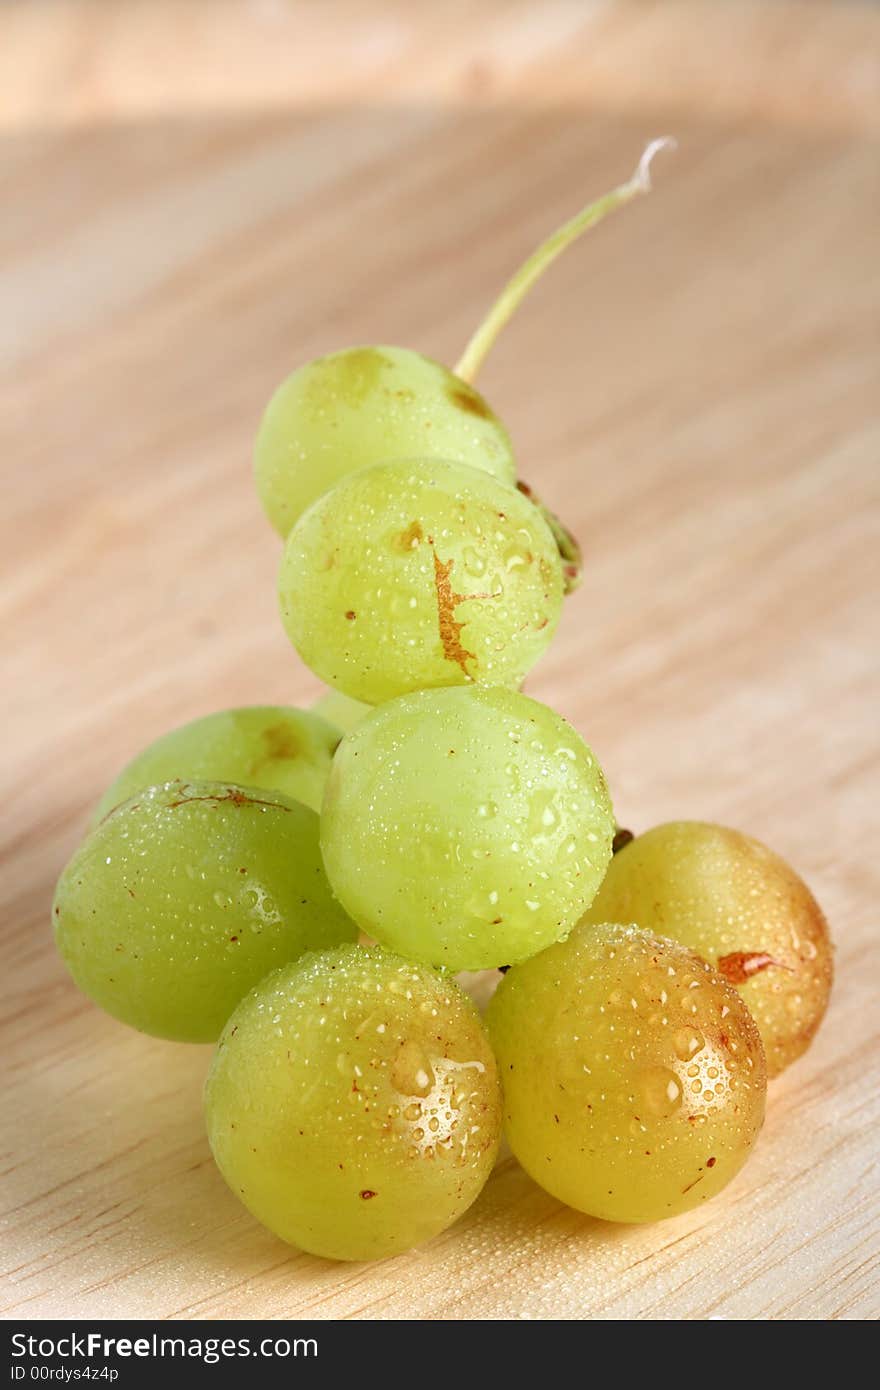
[673,1027,704,1061]
[463,547,487,577]
[391,1040,435,1097]
[640,1066,683,1117]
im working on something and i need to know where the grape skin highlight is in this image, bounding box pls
[279,458,564,704]
[488,922,767,1223]
[205,944,502,1261]
[255,345,516,537]
[54,781,357,1043]
[93,705,340,822]
[320,686,614,971]
[581,821,833,1076]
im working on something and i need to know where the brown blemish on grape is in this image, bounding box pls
[359,1189,377,1199]
[612,828,635,855]
[245,726,302,781]
[330,347,388,401]
[397,520,423,551]
[259,723,301,764]
[447,382,492,420]
[97,800,141,827]
[681,1174,705,1194]
[706,1156,716,1168]
[345,610,356,621]
[432,550,477,675]
[167,788,290,813]
[717,952,791,985]
[229,936,239,944]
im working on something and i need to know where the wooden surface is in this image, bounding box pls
[2,0,878,1321]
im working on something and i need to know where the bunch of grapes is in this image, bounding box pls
[53,143,832,1264]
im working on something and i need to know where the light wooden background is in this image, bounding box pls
[2,0,878,1321]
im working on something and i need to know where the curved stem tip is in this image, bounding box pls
[454,137,675,385]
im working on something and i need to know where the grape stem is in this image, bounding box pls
[453,138,676,385]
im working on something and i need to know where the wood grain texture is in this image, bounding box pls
[1,0,878,1321]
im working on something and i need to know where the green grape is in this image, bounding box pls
[279,459,564,704]
[581,822,833,1077]
[321,686,614,971]
[488,922,767,1223]
[53,781,357,1043]
[254,346,516,537]
[204,943,502,1261]
[93,706,340,823]
[311,688,373,737]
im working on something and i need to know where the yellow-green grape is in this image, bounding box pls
[311,688,373,737]
[279,459,564,704]
[53,782,357,1043]
[582,822,833,1077]
[205,943,502,1261]
[488,923,767,1223]
[93,706,340,823]
[321,687,614,971]
[254,346,515,537]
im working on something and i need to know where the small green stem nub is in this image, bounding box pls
[517,481,583,594]
[453,138,675,385]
